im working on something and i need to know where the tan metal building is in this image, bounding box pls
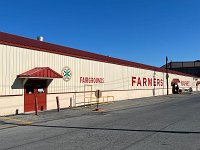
[0,32,199,116]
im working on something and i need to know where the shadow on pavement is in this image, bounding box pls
[4,122,200,135]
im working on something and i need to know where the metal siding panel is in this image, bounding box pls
[20,48,25,83]
[17,47,23,95]
[134,67,139,90]
[14,47,18,95]
[3,45,7,95]
[13,47,24,94]
[128,67,131,90]
[102,62,105,91]
[10,46,14,95]
[5,45,9,95]
[57,56,65,92]
[8,45,19,95]
[195,61,200,67]
[69,57,73,92]
[99,62,102,90]
[60,56,64,92]
[76,57,80,92]
[11,47,15,95]
[183,62,194,68]
[51,52,56,93]
[0,45,3,95]
[1,44,197,98]
[68,56,72,92]
[73,58,78,92]
[109,63,114,90]
[0,32,195,78]
[68,56,70,92]
[101,62,105,90]
[124,66,129,90]
[72,57,75,92]
[52,52,56,93]
[104,63,109,90]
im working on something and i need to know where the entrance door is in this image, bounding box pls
[24,79,47,112]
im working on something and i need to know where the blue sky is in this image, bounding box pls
[1,0,200,67]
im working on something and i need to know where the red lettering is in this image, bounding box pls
[148,78,152,86]
[80,77,104,84]
[131,76,164,87]
[137,77,142,86]
[157,79,160,86]
[181,81,190,86]
[132,76,136,86]
[99,78,104,83]
[96,78,100,83]
[82,77,85,83]
[154,78,156,86]
[86,77,89,83]
[160,79,163,86]
[143,78,147,86]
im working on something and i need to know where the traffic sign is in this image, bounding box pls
[95,90,102,98]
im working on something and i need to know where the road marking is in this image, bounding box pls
[0,125,17,129]
[0,117,32,125]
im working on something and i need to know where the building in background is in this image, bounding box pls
[161,61,200,77]
[0,32,200,116]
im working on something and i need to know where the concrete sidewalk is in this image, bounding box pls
[0,92,199,129]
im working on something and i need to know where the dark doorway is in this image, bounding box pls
[172,82,179,94]
[24,79,47,112]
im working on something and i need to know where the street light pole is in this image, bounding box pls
[166,56,169,95]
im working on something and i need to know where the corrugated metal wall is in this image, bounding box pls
[0,44,198,96]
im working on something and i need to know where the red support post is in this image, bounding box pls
[56,96,60,112]
[35,95,38,115]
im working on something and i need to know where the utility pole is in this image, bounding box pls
[166,56,169,95]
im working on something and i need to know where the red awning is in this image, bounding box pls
[196,81,200,85]
[17,67,62,79]
[171,78,180,83]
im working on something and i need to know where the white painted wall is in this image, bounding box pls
[0,96,23,116]
[0,44,199,115]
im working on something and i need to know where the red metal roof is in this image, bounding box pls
[0,32,195,77]
[171,78,180,83]
[17,67,62,78]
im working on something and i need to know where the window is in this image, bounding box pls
[26,86,34,94]
[37,88,44,93]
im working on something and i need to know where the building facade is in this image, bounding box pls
[0,32,200,116]
[161,61,200,77]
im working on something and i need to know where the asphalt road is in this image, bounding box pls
[1,93,200,150]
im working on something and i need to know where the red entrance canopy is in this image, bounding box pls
[196,81,200,85]
[171,78,180,83]
[17,67,62,79]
